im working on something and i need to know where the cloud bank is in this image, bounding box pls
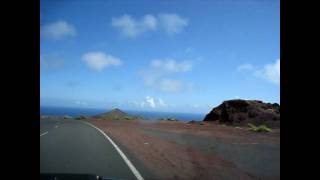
[142,59,192,92]
[40,55,64,71]
[237,59,280,85]
[41,20,76,40]
[254,59,280,84]
[151,59,192,73]
[82,52,122,71]
[140,96,168,109]
[111,14,157,38]
[111,13,188,38]
[158,13,189,35]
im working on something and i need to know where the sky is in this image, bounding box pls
[40,0,280,114]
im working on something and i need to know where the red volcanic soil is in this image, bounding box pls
[85,119,280,180]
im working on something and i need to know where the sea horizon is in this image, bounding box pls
[40,106,205,121]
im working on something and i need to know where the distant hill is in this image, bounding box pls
[94,108,128,120]
[203,99,280,127]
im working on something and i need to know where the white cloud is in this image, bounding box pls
[111,14,157,38]
[139,96,168,109]
[139,102,145,108]
[255,59,280,85]
[145,96,156,108]
[82,52,122,71]
[111,13,188,37]
[143,14,157,30]
[141,58,193,92]
[75,101,87,106]
[41,20,76,40]
[237,64,254,71]
[144,77,182,92]
[40,55,64,71]
[158,13,189,35]
[156,78,182,92]
[151,59,192,72]
[158,98,167,107]
[237,59,280,85]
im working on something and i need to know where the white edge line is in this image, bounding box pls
[81,121,144,180]
[40,131,48,137]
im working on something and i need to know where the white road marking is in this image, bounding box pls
[81,121,144,180]
[40,131,48,137]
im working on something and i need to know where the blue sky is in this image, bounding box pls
[40,0,280,114]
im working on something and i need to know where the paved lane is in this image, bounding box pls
[40,118,140,180]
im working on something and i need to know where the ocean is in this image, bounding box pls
[40,106,205,121]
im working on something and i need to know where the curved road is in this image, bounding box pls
[40,118,142,180]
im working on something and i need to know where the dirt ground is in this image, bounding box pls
[85,119,280,180]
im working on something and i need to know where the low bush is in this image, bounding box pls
[75,115,87,120]
[248,123,272,132]
[124,116,132,120]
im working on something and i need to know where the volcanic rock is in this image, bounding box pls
[203,99,280,127]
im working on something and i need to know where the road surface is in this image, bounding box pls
[40,118,142,180]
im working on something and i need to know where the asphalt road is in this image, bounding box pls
[40,118,140,180]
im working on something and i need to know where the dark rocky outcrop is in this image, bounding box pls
[203,99,280,127]
[75,115,89,120]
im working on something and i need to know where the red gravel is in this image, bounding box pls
[86,119,279,180]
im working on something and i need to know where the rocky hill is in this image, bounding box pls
[94,108,128,120]
[203,99,280,127]
[93,108,145,121]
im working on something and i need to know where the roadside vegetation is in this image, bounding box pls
[248,123,272,132]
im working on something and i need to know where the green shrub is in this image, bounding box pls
[124,116,132,120]
[75,115,87,120]
[248,123,272,132]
